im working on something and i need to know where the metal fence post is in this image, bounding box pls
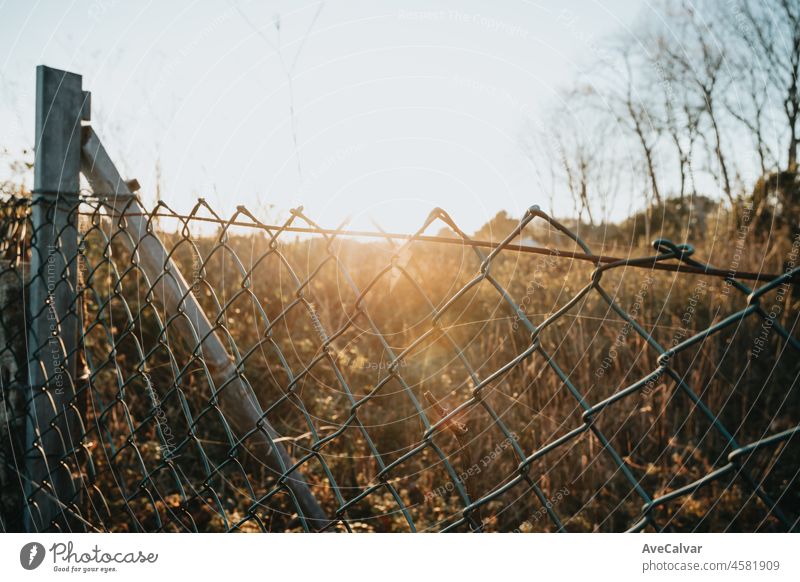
[25,65,88,531]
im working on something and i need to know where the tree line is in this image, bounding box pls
[526,0,800,233]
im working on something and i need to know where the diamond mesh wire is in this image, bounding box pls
[1,194,798,533]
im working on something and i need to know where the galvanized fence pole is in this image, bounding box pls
[25,65,89,531]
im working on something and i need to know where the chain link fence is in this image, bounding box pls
[1,191,798,533]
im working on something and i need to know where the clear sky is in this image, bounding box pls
[1,0,645,233]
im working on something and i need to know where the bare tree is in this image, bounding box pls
[522,104,594,224]
[554,121,596,226]
[724,58,778,177]
[659,2,737,205]
[728,0,800,171]
[652,45,703,201]
[545,92,628,227]
[591,44,664,206]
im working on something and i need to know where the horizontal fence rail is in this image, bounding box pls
[0,192,798,533]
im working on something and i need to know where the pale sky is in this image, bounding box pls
[1,0,645,233]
